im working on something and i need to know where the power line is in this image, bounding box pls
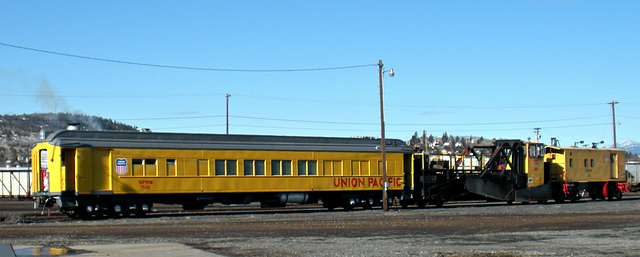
[5,93,228,98]
[121,114,610,127]
[154,122,611,133]
[0,42,377,72]
[116,115,225,121]
[233,115,609,127]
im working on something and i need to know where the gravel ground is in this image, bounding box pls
[2,196,640,256]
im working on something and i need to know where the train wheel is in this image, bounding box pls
[322,201,336,211]
[570,193,580,202]
[616,191,623,200]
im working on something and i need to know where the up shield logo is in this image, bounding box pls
[115,158,128,175]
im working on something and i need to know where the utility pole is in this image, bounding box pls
[378,60,388,212]
[226,94,231,134]
[608,101,619,148]
[533,127,541,142]
[377,60,394,211]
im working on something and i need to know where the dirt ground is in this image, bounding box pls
[2,196,640,256]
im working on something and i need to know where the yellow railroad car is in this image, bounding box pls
[32,130,414,218]
[545,146,627,201]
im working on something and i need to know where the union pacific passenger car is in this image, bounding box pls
[32,130,414,218]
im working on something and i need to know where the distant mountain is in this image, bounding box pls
[616,140,640,155]
[0,113,137,167]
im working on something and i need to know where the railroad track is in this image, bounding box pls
[5,192,640,223]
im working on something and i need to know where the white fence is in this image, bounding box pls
[0,167,31,198]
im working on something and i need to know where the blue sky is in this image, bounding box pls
[1,1,639,146]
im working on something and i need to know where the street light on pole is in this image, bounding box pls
[378,60,394,211]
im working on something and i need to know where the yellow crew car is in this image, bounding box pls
[32,130,414,218]
[546,146,627,201]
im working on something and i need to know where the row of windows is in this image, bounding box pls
[568,158,597,168]
[130,159,322,177]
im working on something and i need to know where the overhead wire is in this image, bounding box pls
[155,122,611,133]
[2,42,627,136]
[0,42,377,72]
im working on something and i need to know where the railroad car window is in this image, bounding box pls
[282,160,292,175]
[309,161,317,175]
[133,159,144,176]
[244,160,266,176]
[244,160,254,175]
[271,160,280,175]
[166,159,176,176]
[297,160,318,176]
[590,159,594,167]
[584,159,588,167]
[271,160,292,176]
[215,160,237,176]
[255,160,265,175]
[39,150,49,191]
[61,150,66,167]
[215,160,225,175]
[528,144,545,158]
[298,161,306,175]
[145,159,157,176]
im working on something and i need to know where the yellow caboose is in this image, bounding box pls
[32,130,414,218]
[545,146,627,201]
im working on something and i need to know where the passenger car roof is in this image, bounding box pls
[45,130,414,153]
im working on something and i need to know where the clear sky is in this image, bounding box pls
[1,1,639,146]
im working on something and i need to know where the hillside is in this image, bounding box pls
[617,140,640,155]
[0,113,137,166]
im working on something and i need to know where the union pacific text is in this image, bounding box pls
[333,177,402,188]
